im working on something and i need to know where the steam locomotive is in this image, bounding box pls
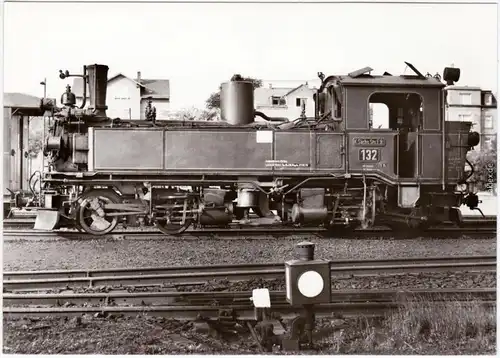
[25,62,481,235]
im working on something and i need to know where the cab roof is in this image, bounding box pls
[336,74,445,88]
[333,62,446,89]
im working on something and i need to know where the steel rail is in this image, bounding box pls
[3,256,496,291]
[3,255,496,281]
[5,215,494,226]
[3,300,495,320]
[2,224,496,240]
[3,288,495,308]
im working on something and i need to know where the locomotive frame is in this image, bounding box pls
[14,61,482,235]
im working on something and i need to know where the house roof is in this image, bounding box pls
[72,73,170,99]
[4,93,44,117]
[446,85,482,91]
[108,73,144,87]
[138,79,171,99]
[284,83,309,97]
[4,93,42,108]
[254,84,314,105]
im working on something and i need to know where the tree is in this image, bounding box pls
[28,118,44,158]
[467,137,497,194]
[170,107,220,121]
[206,77,263,110]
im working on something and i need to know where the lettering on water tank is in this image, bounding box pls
[256,130,273,144]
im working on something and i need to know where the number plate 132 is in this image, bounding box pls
[358,148,380,162]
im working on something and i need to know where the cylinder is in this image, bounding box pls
[221,79,255,125]
[296,241,315,261]
[203,189,226,206]
[86,64,109,119]
[291,204,328,224]
[199,208,232,225]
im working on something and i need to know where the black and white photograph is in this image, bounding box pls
[2,0,498,355]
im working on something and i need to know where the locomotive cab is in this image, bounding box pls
[315,62,480,226]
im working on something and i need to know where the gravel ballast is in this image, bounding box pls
[3,236,496,355]
[3,237,496,271]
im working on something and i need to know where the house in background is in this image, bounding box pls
[3,93,44,203]
[72,71,170,120]
[445,85,497,151]
[480,90,497,151]
[254,83,316,120]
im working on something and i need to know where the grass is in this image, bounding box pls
[324,295,496,354]
[3,294,496,354]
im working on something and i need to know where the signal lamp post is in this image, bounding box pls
[283,241,331,351]
[40,78,47,98]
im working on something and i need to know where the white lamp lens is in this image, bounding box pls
[297,270,324,298]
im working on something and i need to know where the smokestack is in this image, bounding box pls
[86,64,109,120]
[137,71,142,87]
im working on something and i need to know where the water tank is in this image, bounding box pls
[221,77,255,125]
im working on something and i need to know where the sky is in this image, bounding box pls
[3,1,498,111]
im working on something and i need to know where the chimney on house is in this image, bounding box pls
[269,83,272,89]
[136,71,142,88]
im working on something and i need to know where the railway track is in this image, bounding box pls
[3,255,496,291]
[4,288,495,307]
[4,255,495,322]
[2,220,496,241]
[3,288,495,320]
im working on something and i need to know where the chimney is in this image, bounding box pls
[136,71,142,87]
[269,83,272,89]
[86,64,109,120]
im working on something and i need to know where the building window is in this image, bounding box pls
[458,113,472,122]
[296,98,307,107]
[483,136,493,150]
[459,93,472,105]
[484,115,493,129]
[271,96,286,106]
[484,93,493,106]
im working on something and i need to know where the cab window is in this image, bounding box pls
[368,92,423,131]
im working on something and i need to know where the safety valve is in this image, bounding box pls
[285,241,331,306]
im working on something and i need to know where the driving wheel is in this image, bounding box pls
[76,189,122,236]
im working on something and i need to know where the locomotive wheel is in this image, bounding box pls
[406,207,431,231]
[155,219,193,235]
[153,192,194,235]
[74,221,85,232]
[77,189,122,236]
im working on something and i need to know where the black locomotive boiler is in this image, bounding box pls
[32,62,481,235]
